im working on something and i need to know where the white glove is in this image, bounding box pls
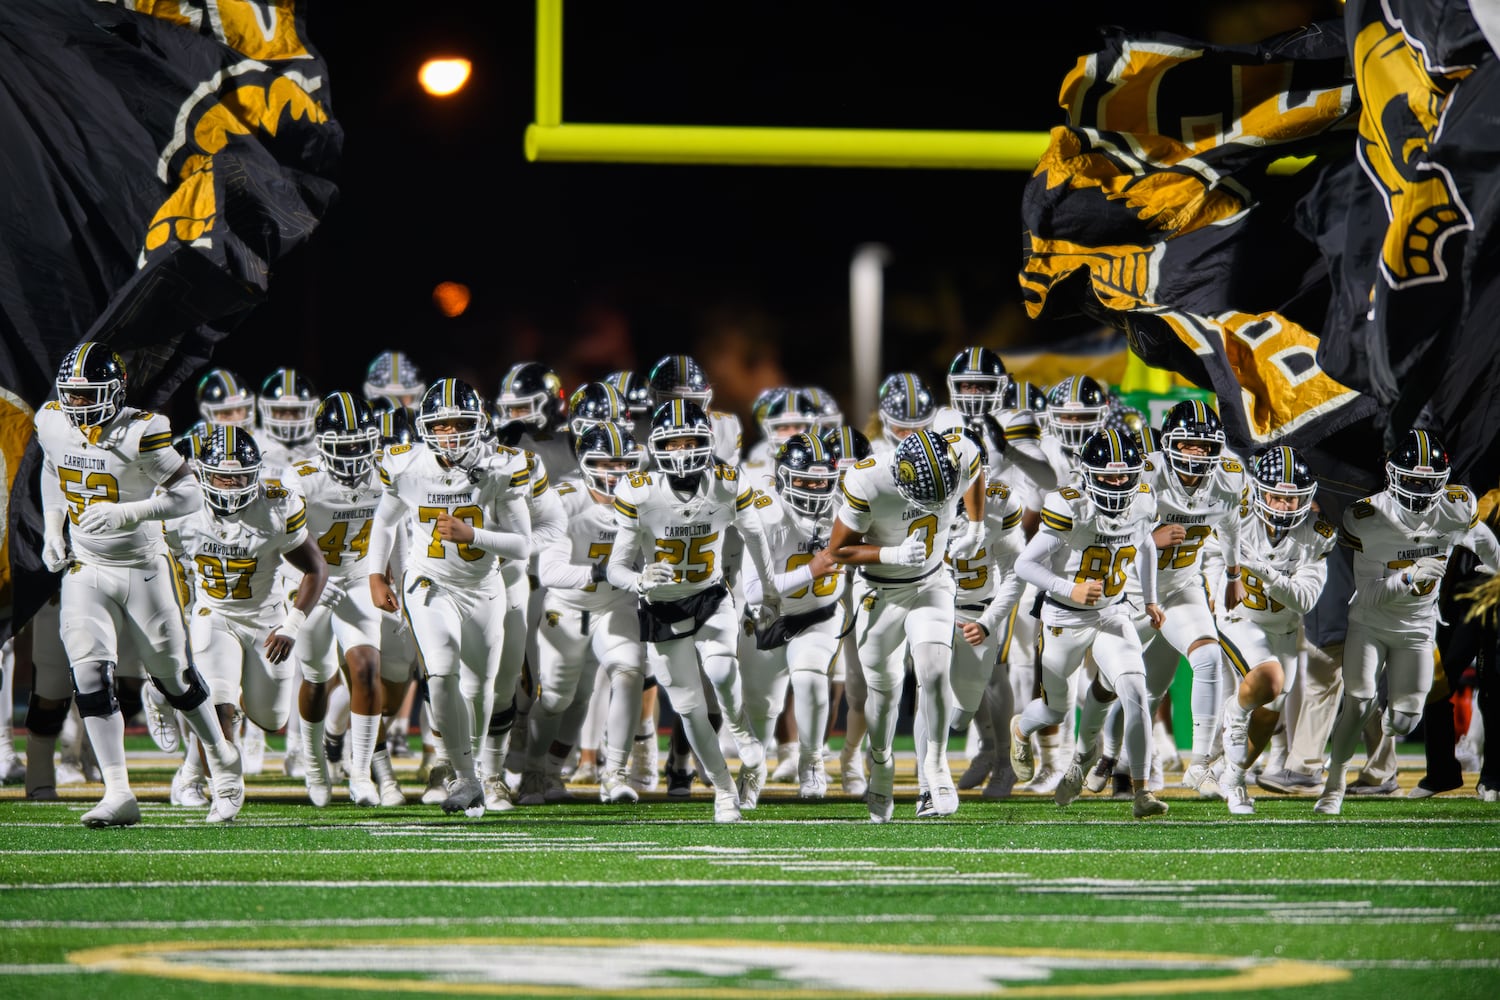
[1410,556,1447,585]
[750,601,780,628]
[879,534,927,567]
[638,561,677,594]
[948,519,985,561]
[42,535,72,573]
[77,501,131,534]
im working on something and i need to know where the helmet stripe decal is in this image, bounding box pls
[73,343,92,378]
[1416,431,1430,467]
[903,374,918,420]
[917,432,947,502]
[392,354,401,387]
[339,392,355,428]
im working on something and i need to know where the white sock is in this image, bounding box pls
[349,712,379,783]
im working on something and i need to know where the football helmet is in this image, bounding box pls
[314,392,379,485]
[603,370,653,421]
[760,387,819,447]
[648,400,714,477]
[877,372,937,446]
[377,406,415,447]
[173,419,212,465]
[1136,424,1164,458]
[804,385,843,433]
[574,422,644,497]
[569,381,630,437]
[1251,446,1317,530]
[1160,399,1225,491]
[775,432,839,518]
[1044,375,1108,451]
[196,368,256,430]
[55,342,127,428]
[363,350,424,410]
[891,430,961,515]
[1001,379,1048,414]
[416,378,487,466]
[1078,429,1144,515]
[947,347,1010,417]
[1385,429,1451,514]
[647,354,713,408]
[258,368,318,445]
[823,425,872,475]
[197,425,263,516]
[496,362,567,432]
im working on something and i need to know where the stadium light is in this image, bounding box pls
[419,58,471,97]
[432,281,471,317]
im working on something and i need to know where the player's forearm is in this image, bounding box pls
[537,543,596,591]
[364,493,405,579]
[1463,522,1500,575]
[1006,440,1059,493]
[606,529,644,592]
[1138,529,1159,605]
[468,526,530,562]
[1264,563,1328,616]
[1016,533,1072,598]
[978,569,1025,636]
[118,472,199,523]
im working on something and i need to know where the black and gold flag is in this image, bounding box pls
[0,0,341,636]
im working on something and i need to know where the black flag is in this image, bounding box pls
[0,0,342,637]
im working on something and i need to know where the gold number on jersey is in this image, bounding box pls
[852,458,877,470]
[907,514,939,560]
[753,489,773,509]
[785,551,839,598]
[1445,486,1468,503]
[194,554,257,600]
[57,467,120,525]
[952,551,989,591]
[1239,571,1285,613]
[1157,524,1212,571]
[582,540,613,592]
[1075,544,1137,597]
[627,472,652,489]
[653,531,719,583]
[1386,559,1438,597]
[316,518,372,566]
[418,504,485,561]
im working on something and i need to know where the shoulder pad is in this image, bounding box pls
[1350,498,1376,519]
[624,470,653,490]
[386,443,413,456]
[495,443,521,457]
[853,457,878,471]
[293,462,319,477]
[709,410,731,421]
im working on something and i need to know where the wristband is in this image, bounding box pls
[877,546,901,565]
[277,607,308,641]
[1224,568,1241,580]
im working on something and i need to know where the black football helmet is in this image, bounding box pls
[1044,375,1108,451]
[803,385,843,433]
[891,430,961,515]
[1160,399,1226,492]
[575,422,644,497]
[760,387,819,447]
[196,368,256,430]
[1078,429,1144,515]
[416,378,487,466]
[648,399,714,477]
[197,424,263,516]
[1001,379,1048,414]
[314,392,379,484]
[172,419,212,465]
[877,373,937,447]
[377,406,416,447]
[1136,424,1164,457]
[569,381,629,438]
[496,361,567,432]
[1252,446,1317,529]
[947,347,1010,417]
[775,432,839,518]
[823,425,872,475]
[363,350,424,410]
[55,342,127,428]
[1385,429,1451,513]
[258,368,318,445]
[603,370,653,421]
[647,354,712,409]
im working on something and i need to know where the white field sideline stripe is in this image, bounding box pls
[0,965,101,975]
[6,846,1500,858]
[8,816,1500,829]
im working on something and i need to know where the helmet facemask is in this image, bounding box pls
[56,376,124,428]
[1163,431,1224,493]
[1386,461,1448,514]
[1254,479,1316,530]
[317,426,379,485]
[418,411,484,466]
[947,373,1009,417]
[260,398,318,445]
[776,465,837,518]
[650,428,713,477]
[198,457,261,516]
[1047,407,1106,451]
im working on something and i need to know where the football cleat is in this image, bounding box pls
[839,751,868,798]
[421,762,454,805]
[713,786,742,823]
[1055,749,1097,808]
[0,752,26,786]
[1085,755,1117,794]
[914,790,937,818]
[627,736,661,792]
[599,770,640,804]
[982,761,1017,800]
[932,783,960,817]
[666,765,696,798]
[797,753,828,799]
[372,753,406,806]
[867,753,896,823]
[1182,761,1223,799]
[737,758,767,810]
[1224,772,1256,816]
[1222,696,1252,769]
[543,772,573,803]
[483,774,515,812]
[1025,764,1062,796]
[1256,767,1323,794]
[305,764,332,808]
[205,743,245,824]
[1477,782,1498,803]
[81,792,141,829]
[1132,788,1169,819]
[142,685,180,754]
[957,750,994,790]
[1009,715,1034,783]
[442,776,486,817]
[170,765,209,808]
[349,776,381,808]
[1347,775,1400,796]
[517,771,547,807]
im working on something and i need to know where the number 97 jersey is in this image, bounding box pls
[1036,483,1157,612]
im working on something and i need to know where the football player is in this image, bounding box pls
[36,344,244,826]
[828,428,986,821]
[602,369,654,440]
[493,361,575,482]
[1042,375,1108,470]
[1011,429,1169,818]
[257,368,319,478]
[366,378,534,816]
[869,372,938,455]
[287,393,404,806]
[1317,430,1500,814]
[739,433,847,800]
[647,355,742,466]
[196,368,256,431]
[363,350,425,413]
[569,381,632,439]
[534,423,647,803]
[824,426,873,796]
[743,388,819,480]
[804,385,843,436]
[1210,447,1334,814]
[605,400,782,822]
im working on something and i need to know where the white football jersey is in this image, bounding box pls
[1230,507,1337,632]
[950,480,1025,610]
[36,402,183,567]
[741,438,775,482]
[1344,486,1494,631]
[539,481,636,612]
[502,427,578,488]
[610,463,760,601]
[167,484,309,620]
[515,448,568,574]
[709,410,743,467]
[1142,452,1246,595]
[283,460,383,581]
[1032,482,1157,612]
[258,438,317,483]
[377,441,531,588]
[753,488,846,616]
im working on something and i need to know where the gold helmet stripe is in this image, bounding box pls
[73,343,93,378]
[902,374,918,420]
[1416,431,1430,467]
[917,431,948,502]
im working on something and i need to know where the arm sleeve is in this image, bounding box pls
[1005,438,1059,495]
[364,491,406,578]
[748,564,815,605]
[733,487,779,595]
[537,535,596,591]
[527,479,568,550]
[470,488,533,562]
[606,494,645,593]
[139,415,187,484]
[1262,557,1330,616]
[1016,531,1074,598]
[118,471,200,523]
[1137,524,1159,605]
[1460,520,1500,575]
[40,454,66,515]
[978,542,1026,637]
[1217,500,1243,569]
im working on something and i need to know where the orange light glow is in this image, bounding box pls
[432,282,471,318]
[419,58,471,97]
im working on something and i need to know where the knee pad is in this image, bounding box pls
[25,694,70,736]
[487,703,517,737]
[1384,709,1420,738]
[152,664,211,712]
[72,661,119,717]
[116,680,145,722]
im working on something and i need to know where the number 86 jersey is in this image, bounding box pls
[1033,483,1157,614]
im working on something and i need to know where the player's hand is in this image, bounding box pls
[1146,603,1166,629]
[809,548,837,578]
[948,519,985,561]
[42,534,72,573]
[638,561,676,594]
[589,560,609,585]
[1070,579,1104,605]
[78,501,130,534]
[960,621,989,646]
[1411,556,1447,585]
[1224,577,1246,610]
[750,601,780,628]
[885,534,927,567]
[264,630,295,664]
[1153,523,1187,547]
[434,511,474,544]
[370,573,400,613]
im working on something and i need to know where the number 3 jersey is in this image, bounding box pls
[1140,453,1245,596]
[284,460,383,583]
[166,486,309,620]
[36,402,183,566]
[1022,483,1158,618]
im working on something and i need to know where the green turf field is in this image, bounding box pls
[2,745,1498,999]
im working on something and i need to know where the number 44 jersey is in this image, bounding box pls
[285,460,383,582]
